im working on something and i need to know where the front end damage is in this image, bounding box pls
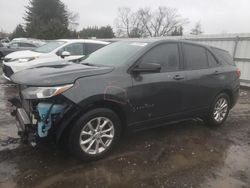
[9,85,74,146]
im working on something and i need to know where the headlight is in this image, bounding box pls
[8,57,39,62]
[21,84,73,99]
[18,57,38,62]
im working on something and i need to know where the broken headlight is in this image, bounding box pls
[21,84,73,99]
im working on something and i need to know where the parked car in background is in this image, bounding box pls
[0,40,44,60]
[0,38,10,47]
[2,39,110,80]
[10,39,240,160]
[11,38,45,44]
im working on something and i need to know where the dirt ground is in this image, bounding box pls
[0,68,250,188]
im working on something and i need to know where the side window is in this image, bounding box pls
[183,44,208,70]
[60,43,84,55]
[9,43,19,48]
[212,48,235,66]
[140,43,180,72]
[20,43,36,47]
[86,43,106,54]
[207,50,219,67]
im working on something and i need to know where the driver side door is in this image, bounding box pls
[128,42,186,127]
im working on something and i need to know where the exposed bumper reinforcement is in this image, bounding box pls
[15,108,31,136]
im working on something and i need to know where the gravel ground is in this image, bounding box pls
[0,68,250,188]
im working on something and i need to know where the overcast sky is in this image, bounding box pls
[0,0,250,34]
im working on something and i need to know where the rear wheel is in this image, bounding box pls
[68,108,121,161]
[205,93,230,127]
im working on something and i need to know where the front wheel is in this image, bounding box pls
[68,108,122,161]
[205,93,230,127]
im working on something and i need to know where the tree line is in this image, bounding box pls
[9,0,203,40]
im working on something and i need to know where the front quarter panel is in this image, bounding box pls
[62,70,132,109]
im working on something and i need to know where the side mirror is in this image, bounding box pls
[132,63,161,73]
[60,51,71,58]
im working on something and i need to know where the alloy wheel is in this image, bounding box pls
[213,97,228,123]
[79,117,115,155]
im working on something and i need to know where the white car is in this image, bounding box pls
[2,39,110,80]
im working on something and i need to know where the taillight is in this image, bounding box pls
[236,68,241,78]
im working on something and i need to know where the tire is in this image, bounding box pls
[205,93,230,127]
[68,108,122,161]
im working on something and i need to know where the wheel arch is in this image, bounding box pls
[218,89,233,108]
[56,99,127,143]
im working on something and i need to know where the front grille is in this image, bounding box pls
[2,64,14,78]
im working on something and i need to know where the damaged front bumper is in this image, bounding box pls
[15,108,31,134]
[11,107,37,145]
[9,96,72,146]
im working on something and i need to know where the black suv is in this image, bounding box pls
[10,39,240,160]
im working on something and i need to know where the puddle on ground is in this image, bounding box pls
[202,145,250,188]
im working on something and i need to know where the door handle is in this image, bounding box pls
[173,75,184,80]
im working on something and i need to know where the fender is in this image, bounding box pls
[55,94,129,142]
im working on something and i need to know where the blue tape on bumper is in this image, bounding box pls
[37,103,65,137]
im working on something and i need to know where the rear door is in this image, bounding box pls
[181,43,223,113]
[129,42,186,124]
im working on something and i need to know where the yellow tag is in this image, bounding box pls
[32,115,37,124]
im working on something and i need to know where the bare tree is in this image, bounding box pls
[115,7,140,37]
[0,29,9,38]
[190,21,203,35]
[115,6,188,38]
[68,12,80,30]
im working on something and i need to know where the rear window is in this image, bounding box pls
[183,44,209,70]
[212,48,235,66]
[85,43,106,54]
[207,50,219,67]
[20,43,36,47]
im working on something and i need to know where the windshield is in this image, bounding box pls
[82,41,148,66]
[33,41,65,53]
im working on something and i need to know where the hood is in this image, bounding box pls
[11,62,114,86]
[5,50,43,59]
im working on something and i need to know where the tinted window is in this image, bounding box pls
[212,48,235,66]
[140,43,180,72]
[86,43,106,54]
[9,42,19,48]
[20,43,36,47]
[183,44,208,70]
[207,50,219,67]
[60,43,84,55]
[83,42,147,66]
